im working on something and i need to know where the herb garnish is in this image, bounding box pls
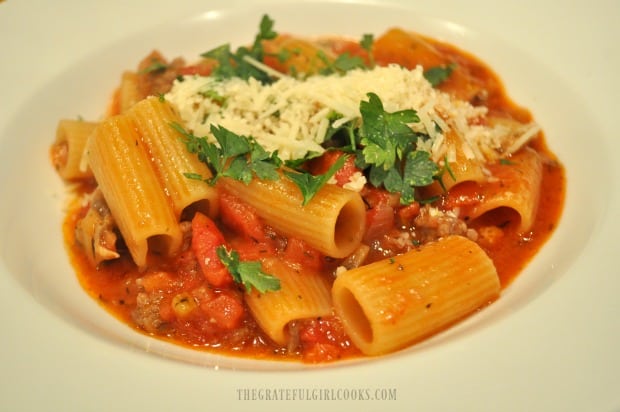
[173,123,282,185]
[423,63,457,87]
[360,33,375,67]
[216,246,280,293]
[355,92,439,204]
[284,154,348,205]
[317,51,366,75]
[175,123,342,205]
[201,14,278,84]
[317,33,374,75]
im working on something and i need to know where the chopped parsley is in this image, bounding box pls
[318,51,366,75]
[201,14,278,84]
[355,92,439,204]
[216,246,280,293]
[423,63,457,87]
[175,123,343,205]
[284,154,348,205]
[360,33,375,67]
[317,33,374,75]
[173,123,282,185]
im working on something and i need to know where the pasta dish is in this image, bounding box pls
[50,16,565,363]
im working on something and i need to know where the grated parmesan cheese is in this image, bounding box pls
[165,64,538,163]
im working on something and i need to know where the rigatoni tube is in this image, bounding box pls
[467,147,543,233]
[332,235,500,355]
[218,176,366,258]
[128,96,218,220]
[51,119,97,181]
[245,258,332,346]
[85,114,182,268]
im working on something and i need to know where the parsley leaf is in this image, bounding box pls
[174,123,281,185]
[316,33,374,75]
[403,150,438,187]
[360,34,374,53]
[201,14,278,83]
[331,53,366,73]
[317,50,366,75]
[211,124,252,157]
[356,93,439,204]
[423,63,457,87]
[284,154,348,205]
[359,92,418,170]
[216,246,280,293]
[360,33,375,67]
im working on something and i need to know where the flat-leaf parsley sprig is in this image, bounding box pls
[174,123,345,205]
[353,92,440,204]
[201,14,278,84]
[284,154,348,206]
[216,246,280,293]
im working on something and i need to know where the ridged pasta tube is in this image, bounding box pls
[128,96,218,219]
[218,176,366,258]
[245,257,332,345]
[51,119,97,180]
[85,114,182,268]
[332,235,500,355]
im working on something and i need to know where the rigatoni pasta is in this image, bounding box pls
[466,147,543,232]
[245,257,333,345]
[51,16,565,364]
[218,175,366,258]
[127,96,218,219]
[430,129,487,192]
[332,235,500,355]
[51,119,97,181]
[85,114,183,268]
[117,71,142,113]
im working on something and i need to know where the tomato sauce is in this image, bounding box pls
[61,28,565,363]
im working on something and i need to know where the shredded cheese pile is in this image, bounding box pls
[165,64,537,162]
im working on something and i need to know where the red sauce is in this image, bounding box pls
[61,28,565,363]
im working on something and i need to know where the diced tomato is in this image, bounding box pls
[364,203,394,244]
[191,212,233,287]
[360,187,399,243]
[441,181,483,211]
[219,192,268,242]
[396,202,421,226]
[261,54,284,73]
[361,186,399,209]
[177,60,216,76]
[307,151,361,187]
[201,292,245,330]
[298,317,348,362]
[282,237,325,271]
